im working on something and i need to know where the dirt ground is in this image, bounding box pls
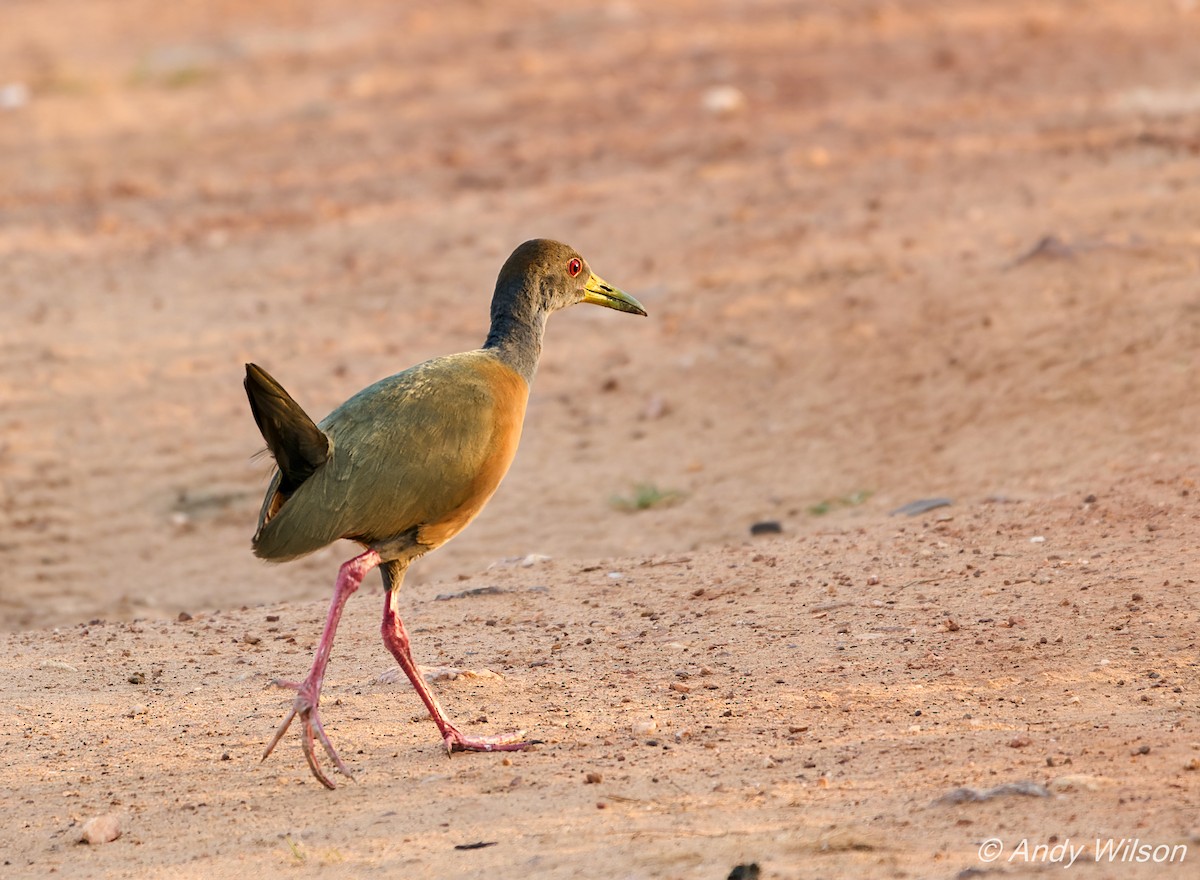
[2,1,1199,877]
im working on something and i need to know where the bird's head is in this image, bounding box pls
[494,239,647,319]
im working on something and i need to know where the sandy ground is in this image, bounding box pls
[2,1,1199,877]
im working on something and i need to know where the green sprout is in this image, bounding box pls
[610,483,686,512]
[808,490,872,517]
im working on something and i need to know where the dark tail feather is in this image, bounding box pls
[244,363,330,494]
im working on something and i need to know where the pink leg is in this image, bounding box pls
[381,587,530,754]
[262,549,381,789]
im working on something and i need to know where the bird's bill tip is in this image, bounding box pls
[582,273,647,316]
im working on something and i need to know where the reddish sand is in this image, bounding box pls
[1,1,1198,877]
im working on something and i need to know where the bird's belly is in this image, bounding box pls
[414,363,528,550]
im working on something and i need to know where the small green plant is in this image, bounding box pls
[808,490,872,517]
[610,482,686,512]
[285,836,306,863]
[129,62,212,89]
[161,66,210,88]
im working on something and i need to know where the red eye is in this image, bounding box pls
[567,258,582,277]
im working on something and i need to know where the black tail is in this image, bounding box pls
[244,363,330,494]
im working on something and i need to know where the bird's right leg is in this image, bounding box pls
[380,559,530,755]
[262,548,381,789]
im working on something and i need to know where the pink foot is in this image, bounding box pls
[443,725,534,755]
[262,678,352,790]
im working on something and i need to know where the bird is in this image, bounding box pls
[244,239,646,788]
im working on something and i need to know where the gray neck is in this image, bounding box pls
[482,293,547,385]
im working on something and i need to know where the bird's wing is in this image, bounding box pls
[326,352,527,547]
[252,351,527,561]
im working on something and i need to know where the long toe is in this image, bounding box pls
[262,706,299,761]
[299,709,343,790]
[443,727,534,755]
[305,706,354,782]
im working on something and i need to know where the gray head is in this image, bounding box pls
[483,239,646,383]
[491,239,646,321]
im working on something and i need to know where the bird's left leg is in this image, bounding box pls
[380,559,531,754]
[262,548,381,788]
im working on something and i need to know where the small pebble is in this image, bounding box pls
[702,84,746,114]
[669,682,691,693]
[80,813,121,845]
[126,704,147,718]
[0,82,30,111]
[584,772,603,784]
[749,521,782,536]
[1184,757,1200,771]
[1048,774,1110,792]
[889,498,952,517]
[40,659,79,672]
[727,864,760,880]
[632,719,658,736]
[642,395,669,420]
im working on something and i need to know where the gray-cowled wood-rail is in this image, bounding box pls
[244,239,646,788]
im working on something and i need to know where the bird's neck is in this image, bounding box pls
[483,292,546,385]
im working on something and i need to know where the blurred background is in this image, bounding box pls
[2,0,1199,629]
